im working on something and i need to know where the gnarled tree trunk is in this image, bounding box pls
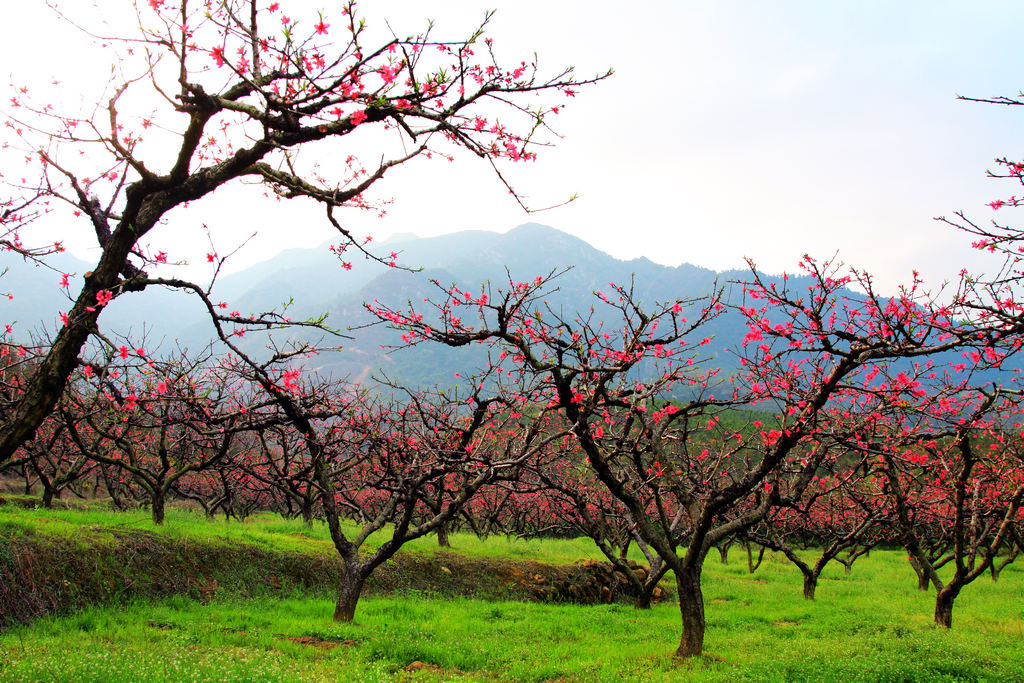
[746,541,765,574]
[334,565,368,623]
[934,586,958,628]
[436,522,451,548]
[908,555,931,591]
[675,567,705,658]
[41,483,57,508]
[151,487,166,525]
[802,573,818,600]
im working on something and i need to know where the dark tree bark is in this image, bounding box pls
[151,486,166,525]
[334,566,369,623]
[934,586,960,628]
[675,567,706,658]
[41,484,56,508]
[436,521,451,548]
[99,467,127,510]
[990,541,1019,582]
[746,541,766,574]
[908,555,933,591]
[802,574,817,601]
[40,485,56,507]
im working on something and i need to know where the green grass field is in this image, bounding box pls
[1,501,1022,681]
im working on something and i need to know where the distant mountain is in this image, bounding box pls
[1,252,90,339]
[2,223,998,391]
[208,223,769,387]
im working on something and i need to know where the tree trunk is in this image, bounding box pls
[152,489,166,525]
[990,546,1017,583]
[746,542,765,574]
[674,568,705,658]
[802,573,817,600]
[634,589,652,610]
[41,484,56,508]
[436,522,451,548]
[718,545,729,564]
[0,274,110,464]
[101,469,126,510]
[908,556,930,591]
[301,501,314,527]
[934,586,958,628]
[334,569,367,623]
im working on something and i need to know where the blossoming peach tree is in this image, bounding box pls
[0,0,608,463]
[368,259,994,657]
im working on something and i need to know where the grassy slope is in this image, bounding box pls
[0,501,641,631]
[0,499,607,564]
[1,502,1023,681]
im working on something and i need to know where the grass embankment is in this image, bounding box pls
[0,495,606,562]
[1,499,1023,681]
[0,499,643,630]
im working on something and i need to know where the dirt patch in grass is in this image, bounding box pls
[146,620,175,630]
[284,635,356,648]
[403,660,463,676]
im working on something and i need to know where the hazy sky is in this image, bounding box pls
[4,1,1024,294]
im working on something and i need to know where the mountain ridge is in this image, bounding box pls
[2,223,932,391]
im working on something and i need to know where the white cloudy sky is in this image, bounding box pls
[4,1,1024,294]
